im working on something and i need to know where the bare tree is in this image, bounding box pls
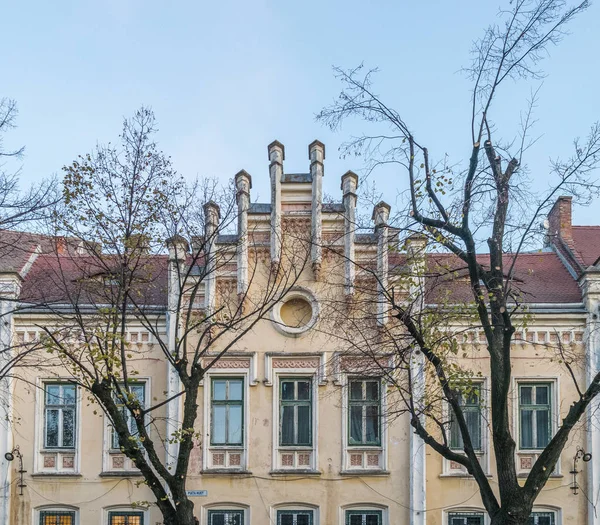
[15,108,310,525]
[318,1,600,524]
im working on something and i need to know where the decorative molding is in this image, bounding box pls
[263,352,327,386]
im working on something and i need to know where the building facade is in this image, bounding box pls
[0,142,598,525]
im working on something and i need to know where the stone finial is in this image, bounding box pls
[308,140,326,163]
[235,170,253,196]
[372,201,391,227]
[341,170,358,196]
[268,140,285,163]
[204,201,221,232]
[166,235,189,261]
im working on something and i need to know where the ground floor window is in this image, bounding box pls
[207,510,244,525]
[39,511,76,525]
[108,511,144,525]
[448,512,484,525]
[345,509,382,525]
[277,509,313,525]
[530,512,555,525]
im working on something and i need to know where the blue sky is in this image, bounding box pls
[3,1,599,225]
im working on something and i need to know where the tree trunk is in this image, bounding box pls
[161,498,197,525]
[490,506,530,525]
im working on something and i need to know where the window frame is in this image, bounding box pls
[110,382,147,451]
[279,377,313,447]
[207,509,245,525]
[210,377,245,447]
[348,379,382,447]
[529,510,556,525]
[39,509,77,525]
[276,509,314,525]
[107,510,145,525]
[43,382,77,450]
[449,383,483,452]
[518,382,553,451]
[345,509,383,525]
[447,511,486,525]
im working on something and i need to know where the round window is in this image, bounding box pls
[280,297,313,329]
[272,290,319,336]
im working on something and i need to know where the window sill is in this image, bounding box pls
[100,471,144,477]
[439,472,492,479]
[200,469,252,476]
[31,472,82,478]
[269,469,321,476]
[339,470,390,476]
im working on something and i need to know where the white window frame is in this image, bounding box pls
[340,504,388,525]
[202,369,250,472]
[272,504,319,525]
[35,506,79,525]
[513,377,560,475]
[34,379,82,474]
[341,375,387,473]
[272,371,318,472]
[104,505,149,525]
[442,379,490,476]
[444,508,489,525]
[203,503,249,525]
[102,378,151,473]
[530,507,560,525]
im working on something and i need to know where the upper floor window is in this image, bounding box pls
[207,510,244,525]
[530,512,555,525]
[277,510,313,525]
[39,510,76,525]
[345,509,383,525]
[449,384,482,451]
[519,383,552,449]
[44,384,76,449]
[111,383,146,450]
[280,378,312,447]
[448,512,484,525]
[108,511,144,525]
[348,379,381,446]
[211,378,244,446]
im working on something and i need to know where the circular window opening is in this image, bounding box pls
[280,297,313,329]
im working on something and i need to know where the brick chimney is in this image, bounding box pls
[547,196,573,243]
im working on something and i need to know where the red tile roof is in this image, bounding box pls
[571,226,600,267]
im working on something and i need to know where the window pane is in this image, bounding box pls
[366,515,380,525]
[366,382,379,401]
[465,409,481,450]
[349,516,363,525]
[46,385,61,404]
[297,405,311,445]
[366,405,379,443]
[520,386,532,405]
[450,411,462,450]
[212,406,227,444]
[228,405,243,444]
[281,381,295,400]
[45,409,59,447]
[350,405,363,443]
[62,385,76,405]
[535,386,548,405]
[280,515,294,525]
[521,409,533,448]
[297,515,310,525]
[297,381,310,400]
[281,405,295,445]
[213,381,227,400]
[229,380,243,401]
[210,515,225,525]
[131,385,145,403]
[350,381,363,400]
[62,408,75,447]
[536,410,550,448]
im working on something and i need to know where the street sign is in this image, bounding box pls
[185,490,208,497]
